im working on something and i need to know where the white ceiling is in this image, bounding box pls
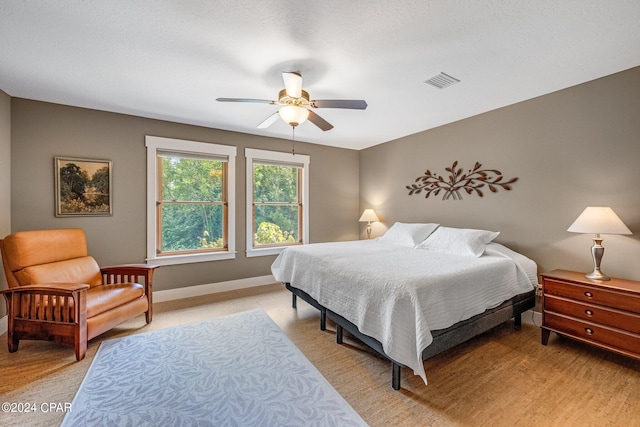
[1,1,639,150]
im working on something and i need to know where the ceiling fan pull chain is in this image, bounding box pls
[291,125,296,155]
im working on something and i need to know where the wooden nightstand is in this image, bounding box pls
[540,269,640,360]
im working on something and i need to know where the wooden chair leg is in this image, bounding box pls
[145,294,153,324]
[5,295,19,352]
[75,338,87,361]
[7,331,19,353]
[75,292,87,361]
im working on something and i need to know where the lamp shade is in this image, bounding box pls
[278,106,309,126]
[567,207,632,235]
[359,209,379,222]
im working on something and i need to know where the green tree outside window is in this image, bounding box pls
[253,163,301,246]
[158,155,226,253]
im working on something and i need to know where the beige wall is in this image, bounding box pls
[360,67,640,281]
[0,90,10,317]
[10,99,360,291]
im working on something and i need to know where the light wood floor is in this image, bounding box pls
[1,283,639,427]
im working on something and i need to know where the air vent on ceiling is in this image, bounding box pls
[424,72,460,89]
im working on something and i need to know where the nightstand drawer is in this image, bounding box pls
[544,279,640,313]
[545,312,640,356]
[545,295,640,334]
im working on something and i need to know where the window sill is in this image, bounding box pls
[246,247,288,258]
[147,251,236,266]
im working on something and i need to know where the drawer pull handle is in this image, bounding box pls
[584,291,593,298]
[585,310,594,317]
[585,328,594,335]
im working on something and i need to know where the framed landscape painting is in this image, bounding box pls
[55,157,113,217]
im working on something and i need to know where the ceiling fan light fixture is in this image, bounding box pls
[279,105,309,126]
[218,71,366,131]
[277,89,310,106]
[283,72,303,98]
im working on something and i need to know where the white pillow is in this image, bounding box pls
[378,222,440,247]
[415,226,499,257]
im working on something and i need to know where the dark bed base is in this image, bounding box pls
[284,282,535,390]
[286,283,328,330]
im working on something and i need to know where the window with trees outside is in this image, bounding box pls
[146,136,236,265]
[245,148,309,257]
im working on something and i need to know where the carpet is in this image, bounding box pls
[62,309,367,426]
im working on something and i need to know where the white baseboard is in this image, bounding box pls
[522,309,542,326]
[153,274,277,303]
[0,276,277,336]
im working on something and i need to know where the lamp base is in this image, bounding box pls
[585,269,610,281]
[586,236,610,281]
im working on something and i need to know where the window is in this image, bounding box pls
[146,136,236,265]
[245,148,309,257]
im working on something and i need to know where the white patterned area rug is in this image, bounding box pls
[62,309,367,427]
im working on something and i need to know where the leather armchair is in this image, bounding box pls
[0,228,158,360]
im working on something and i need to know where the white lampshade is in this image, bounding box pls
[567,207,631,235]
[359,209,379,222]
[278,106,309,126]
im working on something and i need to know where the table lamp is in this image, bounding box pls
[359,209,379,239]
[567,206,632,280]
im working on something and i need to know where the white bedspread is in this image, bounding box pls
[271,240,537,384]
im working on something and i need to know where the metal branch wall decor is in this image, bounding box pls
[406,161,518,200]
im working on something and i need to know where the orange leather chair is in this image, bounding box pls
[0,228,158,360]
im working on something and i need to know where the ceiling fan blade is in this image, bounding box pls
[282,72,303,98]
[307,110,334,131]
[311,99,368,110]
[216,98,275,104]
[256,112,280,129]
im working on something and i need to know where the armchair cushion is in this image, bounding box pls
[3,228,88,271]
[86,283,144,318]
[14,256,102,288]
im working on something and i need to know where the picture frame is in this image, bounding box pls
[55,157,113,217]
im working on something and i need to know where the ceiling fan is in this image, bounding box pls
[216,72,367,131]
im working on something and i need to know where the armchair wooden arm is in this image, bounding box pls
[100,264,158,288]
[100,264,159,322]
[1,283,90,294]
[1,283,90,360]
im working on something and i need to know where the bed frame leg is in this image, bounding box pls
[336,324,343,344]
[392,362,401,390]
[514,313,522,330]
[292,293,297,309]
[320,308,327,331]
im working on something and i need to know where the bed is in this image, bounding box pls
[271,224,538,390]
